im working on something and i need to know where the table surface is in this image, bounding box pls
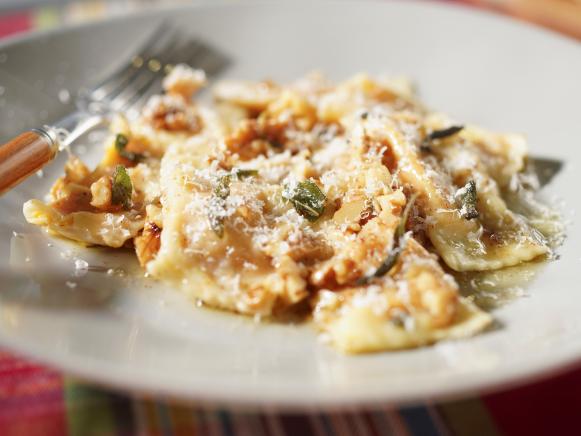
[0,1,580,435]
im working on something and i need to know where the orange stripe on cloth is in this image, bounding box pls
[461,0,581,40]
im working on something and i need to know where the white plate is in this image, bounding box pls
[1,1,581,409]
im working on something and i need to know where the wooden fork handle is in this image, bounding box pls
[0,128,59,195]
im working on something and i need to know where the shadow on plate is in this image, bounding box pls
[0,231,134,309]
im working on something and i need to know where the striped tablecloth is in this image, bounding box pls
[1,1,580,435]
[2,350,581,436]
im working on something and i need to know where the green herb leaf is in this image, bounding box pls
[115,133,129,150]
[456,180,479,220]
[395,193,418,240]
[233,169,259,179]
[420,125,464,152]
[427,125,464,140]
[357,193,418,285]
[208,196,227,237]
[371,246,402,280]
[111,165,133,210]
[283,179,326,222]
[208,175,231,237]
[115,133,144,162]
[214,174,232,199]
[208,169,259,237]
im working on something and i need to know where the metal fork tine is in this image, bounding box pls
[201,52,231,76]
[126,82,162,118]
[107,33,185,110]
[115,39,207,111]
[51,25,230,154]
[93,29,179,103]
[90,23,172,102]
[77,21,231,119]
[126,44,207,113]
[180,40,207,66]
[125,40,230,114]
[90,22,168,88]
[187,43,216,68]
[188,42,230,76]
[107,29,183,102]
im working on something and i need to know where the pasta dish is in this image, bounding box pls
[23,66,560,353]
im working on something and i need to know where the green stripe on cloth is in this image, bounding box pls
[436,398,500,436]
[32,7,60,30]
[155,403,174,436]
[64,378,135,436]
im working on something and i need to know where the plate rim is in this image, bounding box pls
[1,0,581,409]
[1,324,581,410]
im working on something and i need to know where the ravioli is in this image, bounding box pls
[313,239,493,353]
[24,65,562,353]
[362,113,550,271]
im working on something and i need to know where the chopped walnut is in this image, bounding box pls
[64,156,91,184]
[144,204,163,228]
[48,156,95,214]
[135,222,162,266]
[225,120,268,160]
[224,118,289,160]
[246,255,308,315]
[286,232,334,264]
[310,207,399,288]
[142,94,202,133]
[90,176,112,209]
[50,183,93,214]
[393,238,459,328]
[162,64,206,100]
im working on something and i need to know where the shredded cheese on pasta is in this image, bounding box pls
[24,65,563,353]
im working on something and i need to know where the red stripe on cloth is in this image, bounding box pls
[0,11,33,39]
[483,366,581,436]
[0,353,67,436]
[279,414,317,436]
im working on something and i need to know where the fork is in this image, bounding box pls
[0,23,229,195]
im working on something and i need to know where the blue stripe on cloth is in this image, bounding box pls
[218,410,235,436]
[399,406,440,436]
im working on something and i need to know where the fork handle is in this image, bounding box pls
[0,128,59,195]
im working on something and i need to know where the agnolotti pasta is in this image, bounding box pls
[23,66,561,353]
